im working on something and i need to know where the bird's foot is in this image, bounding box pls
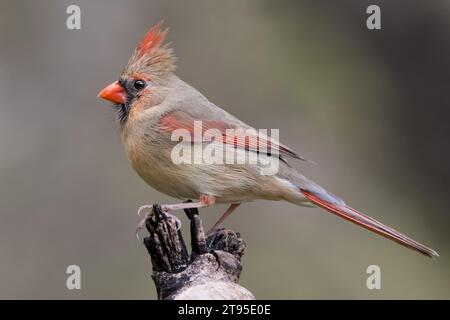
[135,196,217,240]
[136,204,182,240]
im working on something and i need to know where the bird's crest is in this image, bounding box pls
[124,22,175,81]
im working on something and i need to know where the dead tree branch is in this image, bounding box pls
[142,204,254,300]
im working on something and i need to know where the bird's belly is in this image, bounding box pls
[129,150,269,202]
[134,157,202,200]
[136,162,263,202]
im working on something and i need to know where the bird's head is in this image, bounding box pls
[98,22,175,126]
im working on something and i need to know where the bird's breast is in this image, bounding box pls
[122,125,201,200]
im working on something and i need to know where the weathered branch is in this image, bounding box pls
[142,204,254,300]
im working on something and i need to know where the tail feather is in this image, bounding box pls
[301,189,439,258]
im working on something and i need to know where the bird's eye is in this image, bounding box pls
[133,79,146,90]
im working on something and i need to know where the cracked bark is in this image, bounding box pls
[142,204,254,300]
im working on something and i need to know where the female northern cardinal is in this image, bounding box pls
[98,23,438,258]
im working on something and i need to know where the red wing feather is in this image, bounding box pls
[160,112,307,161]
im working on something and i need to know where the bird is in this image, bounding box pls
[97,22,438,258]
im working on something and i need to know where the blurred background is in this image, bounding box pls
[0,0,449,299]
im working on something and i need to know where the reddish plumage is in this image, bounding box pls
[301,189,438,258]
[125,22,175,81]
[135,21,168,59]
[159,112,307,161]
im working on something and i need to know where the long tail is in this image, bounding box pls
[301,189,439,258]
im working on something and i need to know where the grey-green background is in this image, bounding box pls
[0,0,449,299]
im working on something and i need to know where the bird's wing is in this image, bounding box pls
[158,109,308,161]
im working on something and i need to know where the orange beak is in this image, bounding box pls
[97,81,126,104]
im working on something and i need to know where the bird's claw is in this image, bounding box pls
[136,205,155,240]
[137,204,153,217]
[135,204,183,240]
